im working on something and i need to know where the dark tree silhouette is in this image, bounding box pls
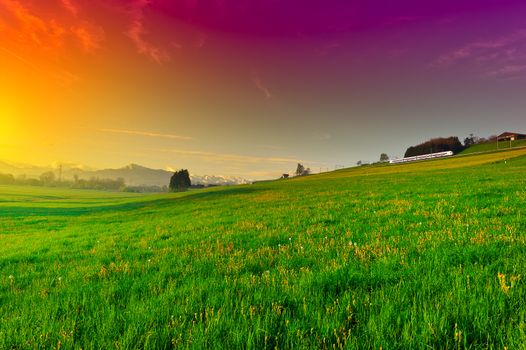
[464,133,476,147]
[380,153,389,162]
[404,137,464,157]
[170,169,191,192]
[295,163,305,176]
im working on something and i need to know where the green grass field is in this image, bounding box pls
[2,149,526,349]
[460,139,526,155]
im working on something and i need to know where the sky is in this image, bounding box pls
[1,0,526,179]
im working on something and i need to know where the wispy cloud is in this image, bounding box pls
[317,40,341,56]
[251,70,272,100]
[0,0,104,83]
[0,0,66,51]
[157,148,322,165]
[0,45,80,86]
[486,65,526,79]
[71,23,104,53]
[195,31,208,48]
[312,132,332,141]
[0,0,103,52]
[99,128,194,141]
[0,44,41,71]
[434,37,513,68]
[126,0,170,64]
[260,144,287,151]
[432,30,526,80]
[60,0,78,16]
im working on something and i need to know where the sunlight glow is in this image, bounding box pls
[0,110,16,142]
[0,102,21,163]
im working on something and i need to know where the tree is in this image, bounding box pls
[356,160,362,166]
[295,163,305,176]
[169,169,191,192]
[40,171,56,184]
[404,137,464,157]
[72,177,125,191]
[0,173,15,184]
[464,133,476,147]
[379,153,389,162]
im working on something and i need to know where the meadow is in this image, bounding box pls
[1,149,526,349]
[459,139,526,155]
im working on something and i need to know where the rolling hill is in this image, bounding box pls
[460,139,526,155]
[1,148,526,348]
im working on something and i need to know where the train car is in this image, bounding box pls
[389,151,453,164]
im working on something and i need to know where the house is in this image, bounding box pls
[497,132,526,142]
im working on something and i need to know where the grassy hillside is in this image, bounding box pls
[460,139,526,155]
[2,149,526,348]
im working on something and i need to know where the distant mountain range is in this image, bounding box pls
[0,160,251,187]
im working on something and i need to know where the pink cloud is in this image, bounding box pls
[0,0,105,55]
[317,41,341,56]
[0,0,65,51]
[486,65,526,78]
[194,31,207,48]
[251,70,272,100]
[432,30,526,80]
[433,30,526,68]
[71,23,105,53]
[60,0,78,17]
[126,0,170,64]
[0,0,106,85]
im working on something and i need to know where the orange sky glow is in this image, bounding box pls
[1,0,526,178]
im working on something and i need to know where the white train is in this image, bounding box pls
[389,151,453,164]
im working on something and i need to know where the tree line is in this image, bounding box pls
[1,168,196,193]
[0,171,134,191]
[404,136,464,157]
[403,133,498,158]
